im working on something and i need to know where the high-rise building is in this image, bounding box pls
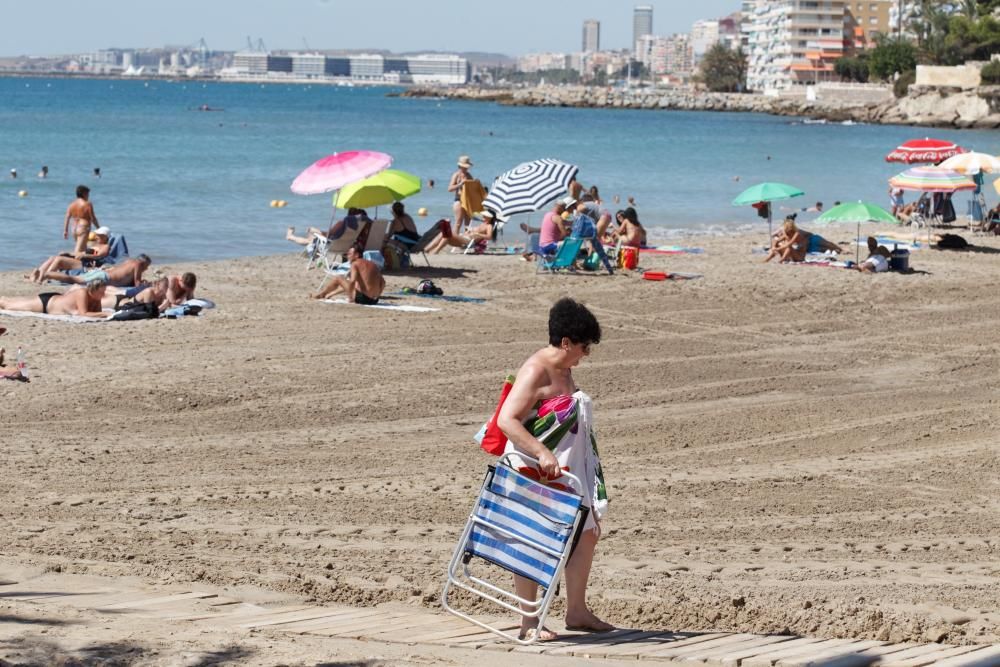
[583,19,601,53]
[691,20,721,64]
[746,0,846,92]
[633,5,654,54]
[845,0,892,52]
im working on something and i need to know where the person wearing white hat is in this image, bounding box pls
[449,155,475,234]
[26,226,113,284]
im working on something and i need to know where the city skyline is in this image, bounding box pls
[3,0,740,58]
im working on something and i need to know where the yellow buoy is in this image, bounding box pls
[17,190,27,197]
[277,200,287,208]
[417,207,428,217]
[270,200,278,207]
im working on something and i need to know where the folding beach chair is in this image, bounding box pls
[404,221,449,267]
[442,453,586,645]
[537,237,584,274]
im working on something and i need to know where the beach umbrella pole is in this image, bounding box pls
[856,221,860,265]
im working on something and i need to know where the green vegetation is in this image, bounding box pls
[868,36,918,81]
[696,44,748,93]
[981,60,1000,84]
[894,69,917,97]
[834,55,870,83]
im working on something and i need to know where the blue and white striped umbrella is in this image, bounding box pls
[482,158,579,219]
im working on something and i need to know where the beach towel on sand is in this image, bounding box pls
[322,298,439,313]
[502,391,608,530]
[0,310,111,323]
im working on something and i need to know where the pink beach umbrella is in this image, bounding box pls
[290,150,393,196]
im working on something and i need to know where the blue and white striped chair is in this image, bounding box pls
[442,454,586,644]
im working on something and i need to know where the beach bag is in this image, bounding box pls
[583,251,602,271]
[479,375,516,456]
[936,233,968,250]
[111,300,158,321]
[417,279,443,296]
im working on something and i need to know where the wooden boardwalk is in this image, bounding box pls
[3,578,999,666]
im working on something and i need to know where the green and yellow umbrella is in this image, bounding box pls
[334,169,421,210]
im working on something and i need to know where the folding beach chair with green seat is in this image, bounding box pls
[442,453,587,645]
[401,220,449,267]
[537,237,585,274]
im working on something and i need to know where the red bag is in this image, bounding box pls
[480,375,515,456]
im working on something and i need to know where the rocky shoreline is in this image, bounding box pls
[398,84,1000,129]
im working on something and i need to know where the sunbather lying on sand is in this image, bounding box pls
[0,278,108,318]
[27,227,112,283]
[42,255,151,287]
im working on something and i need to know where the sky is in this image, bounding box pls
[3,0,739,57]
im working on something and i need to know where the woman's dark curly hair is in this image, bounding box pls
[548,297,601,347]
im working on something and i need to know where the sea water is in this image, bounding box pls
[1,77,997,271]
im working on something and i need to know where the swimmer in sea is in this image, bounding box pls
[38,166,48,179]
[93,167,101,178]
[63,185,100,255]
[9,168,16,179]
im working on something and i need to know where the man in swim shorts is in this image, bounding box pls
[63,185,100,255]
[44,254,151,287]
[27,226,112,283]
[311,246,384,304]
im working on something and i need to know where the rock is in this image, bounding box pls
[925,626,950,643]
[731,595,746,608]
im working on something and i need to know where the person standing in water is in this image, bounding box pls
[63,185,99,255]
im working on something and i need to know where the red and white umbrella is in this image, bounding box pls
[885,138,966,164]
[290,150,393,195]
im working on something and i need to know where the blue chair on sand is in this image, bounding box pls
[442,454,586,645]
[538,237,584,274]
[104,234,130,264]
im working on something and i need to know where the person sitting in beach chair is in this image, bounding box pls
[310,246,385,305]
[42,254,152,287]
[855,236,890,273]
[0,278,108,318]
[570,204,613,275]
[520,198,573,261]
[387,202,420,245]
[426,212,496,254]
[27,226,113,284]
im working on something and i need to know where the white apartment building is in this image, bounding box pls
[637,34,693,76]
[405,54,468,84]
[691,20,721,63]
[517,52,571,73]
[746,0,846,92]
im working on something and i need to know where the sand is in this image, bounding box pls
[1,226,998,664]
